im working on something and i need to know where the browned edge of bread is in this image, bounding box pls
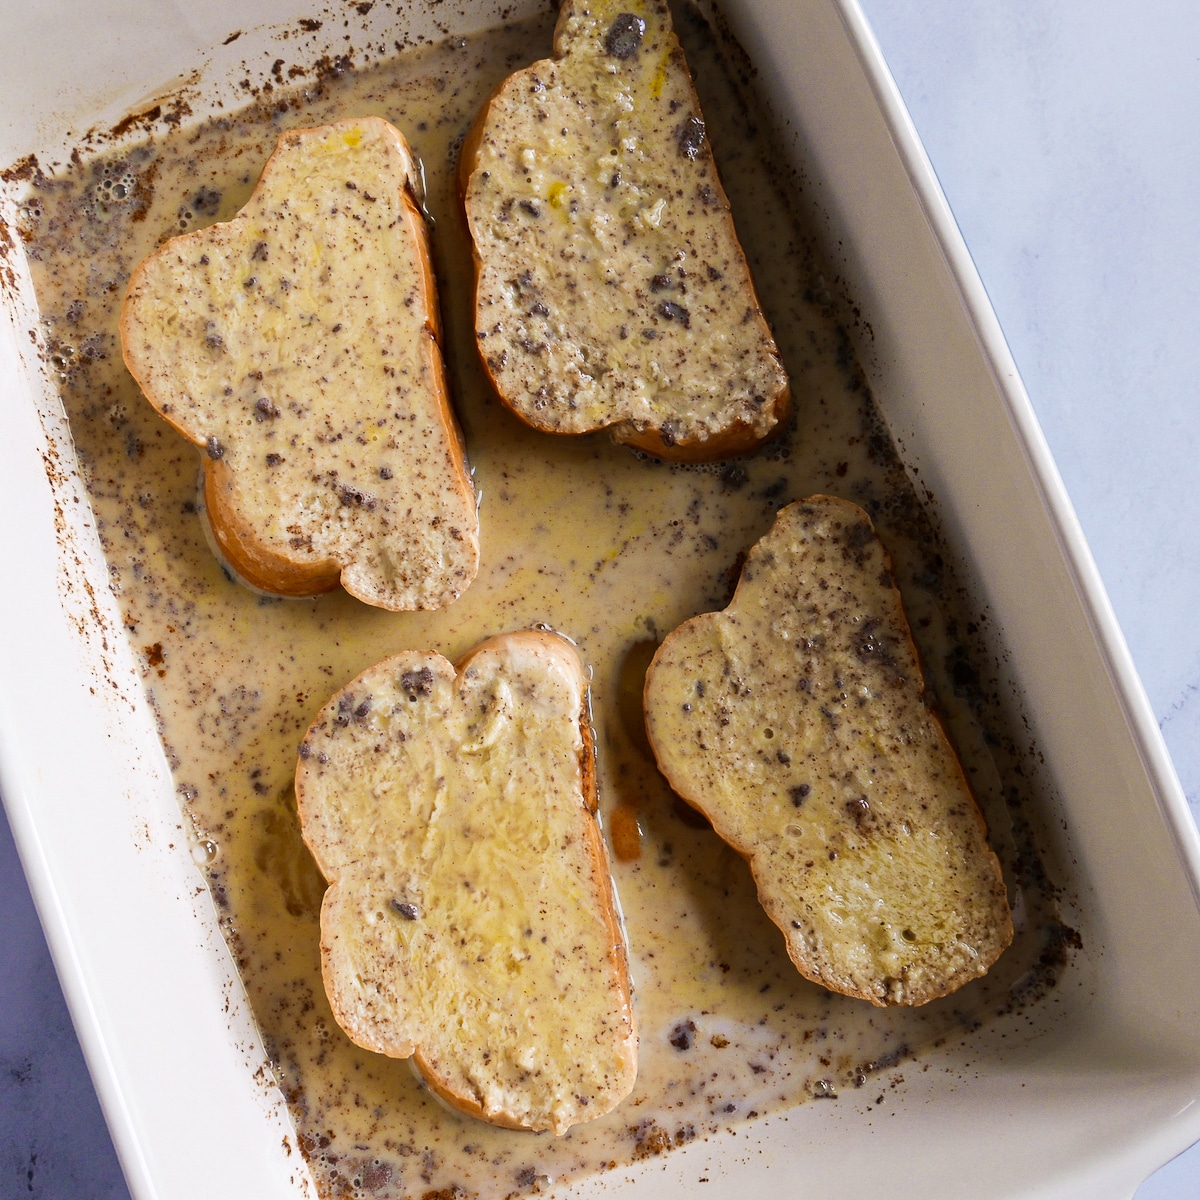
[200,459,341,597]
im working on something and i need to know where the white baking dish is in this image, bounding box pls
[1,1,1198,1198]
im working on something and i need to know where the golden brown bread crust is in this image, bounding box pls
[201,459,341,596]
[643,496,1013,1006]
[615,409,789,462]
[458,0,790,462]
[121,117,478,610]
[295,630,637,1134]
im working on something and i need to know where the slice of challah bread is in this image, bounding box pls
[120,117,479,611]
[644,497,1013,1005]
[459,0,790,461]
[295,630,638,1134]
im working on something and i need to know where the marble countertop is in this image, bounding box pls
[1,0,1197,1195]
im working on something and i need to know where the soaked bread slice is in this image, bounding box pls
[459,0,789,461]
[643,497,1012,1005]
[120,117,479,611]
[295,630,638,1134]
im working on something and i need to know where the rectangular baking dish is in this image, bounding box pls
[1,1,1198,1198]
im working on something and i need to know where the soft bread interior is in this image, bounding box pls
[121,117,478,611]
[296,631,637,1134]
[644,497,1013,1005]
[461,0,789,459]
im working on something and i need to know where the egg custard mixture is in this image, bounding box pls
[15,4,1076,1197]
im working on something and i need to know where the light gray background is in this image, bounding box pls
[1,0,1197,1195]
